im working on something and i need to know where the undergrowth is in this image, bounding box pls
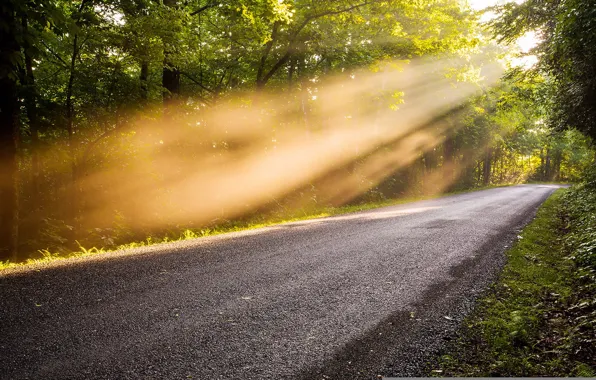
[1,186,509,271]
[431,185,595,376]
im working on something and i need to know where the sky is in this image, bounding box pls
[468,0,539,67]
[468,0,522,11]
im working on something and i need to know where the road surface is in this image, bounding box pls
[0,185,561,379]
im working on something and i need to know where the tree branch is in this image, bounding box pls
[258,1,371,88]
[40,40,69,68]
[190,1,219,16]
[259,50,292,88]
[256,21,280,84]
[180,71,215,94]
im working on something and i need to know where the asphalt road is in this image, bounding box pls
[0,184,561,379]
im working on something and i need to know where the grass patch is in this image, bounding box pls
[0,184,517,272]
[430,188,595,377]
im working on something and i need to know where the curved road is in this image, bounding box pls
[0,185,560,379]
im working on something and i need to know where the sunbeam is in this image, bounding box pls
[69,56,504,231]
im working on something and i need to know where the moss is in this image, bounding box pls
[431,188,595,377]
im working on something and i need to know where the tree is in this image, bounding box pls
[4,0,592,263]
[0,0,20,261]
[491,0,596,140]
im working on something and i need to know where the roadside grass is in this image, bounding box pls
[524,180,570,185]
[0,184,518,272]
[430,188,595,377]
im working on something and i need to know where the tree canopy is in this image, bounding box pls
[492,0,596,140]
[0,0,593,262]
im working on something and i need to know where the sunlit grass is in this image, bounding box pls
[10,54,521,266]
[0,183,516,272]
[433,188,595,377]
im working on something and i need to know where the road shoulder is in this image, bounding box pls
[426,188,595,377]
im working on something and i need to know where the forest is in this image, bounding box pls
[0,0,595,263]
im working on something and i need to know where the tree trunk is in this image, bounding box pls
[491,148,498,181]
[162,0,180,107]
[553,152,562,181]
[499,154,502,181]
[443,135,455,182]
[423,151,433,174]
[539,147,545,180]
[545,147,552,180]
[298,62,311,135]
[0,1,20,261]
[140,60,149,101]
[287,57,295,89]
[162,56,180,106]
[21,16,41,196]
[256,21,281,91]
[483,148,492,186]
[66,34,80,230]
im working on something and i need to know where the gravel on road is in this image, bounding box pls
[0,184,561,379]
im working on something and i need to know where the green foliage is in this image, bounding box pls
[491,0,596,140]
[433,184,596,377]
[3,0,594,262]
[470,190,575,376]
[1,185,507,271]
[559,173,596,364]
